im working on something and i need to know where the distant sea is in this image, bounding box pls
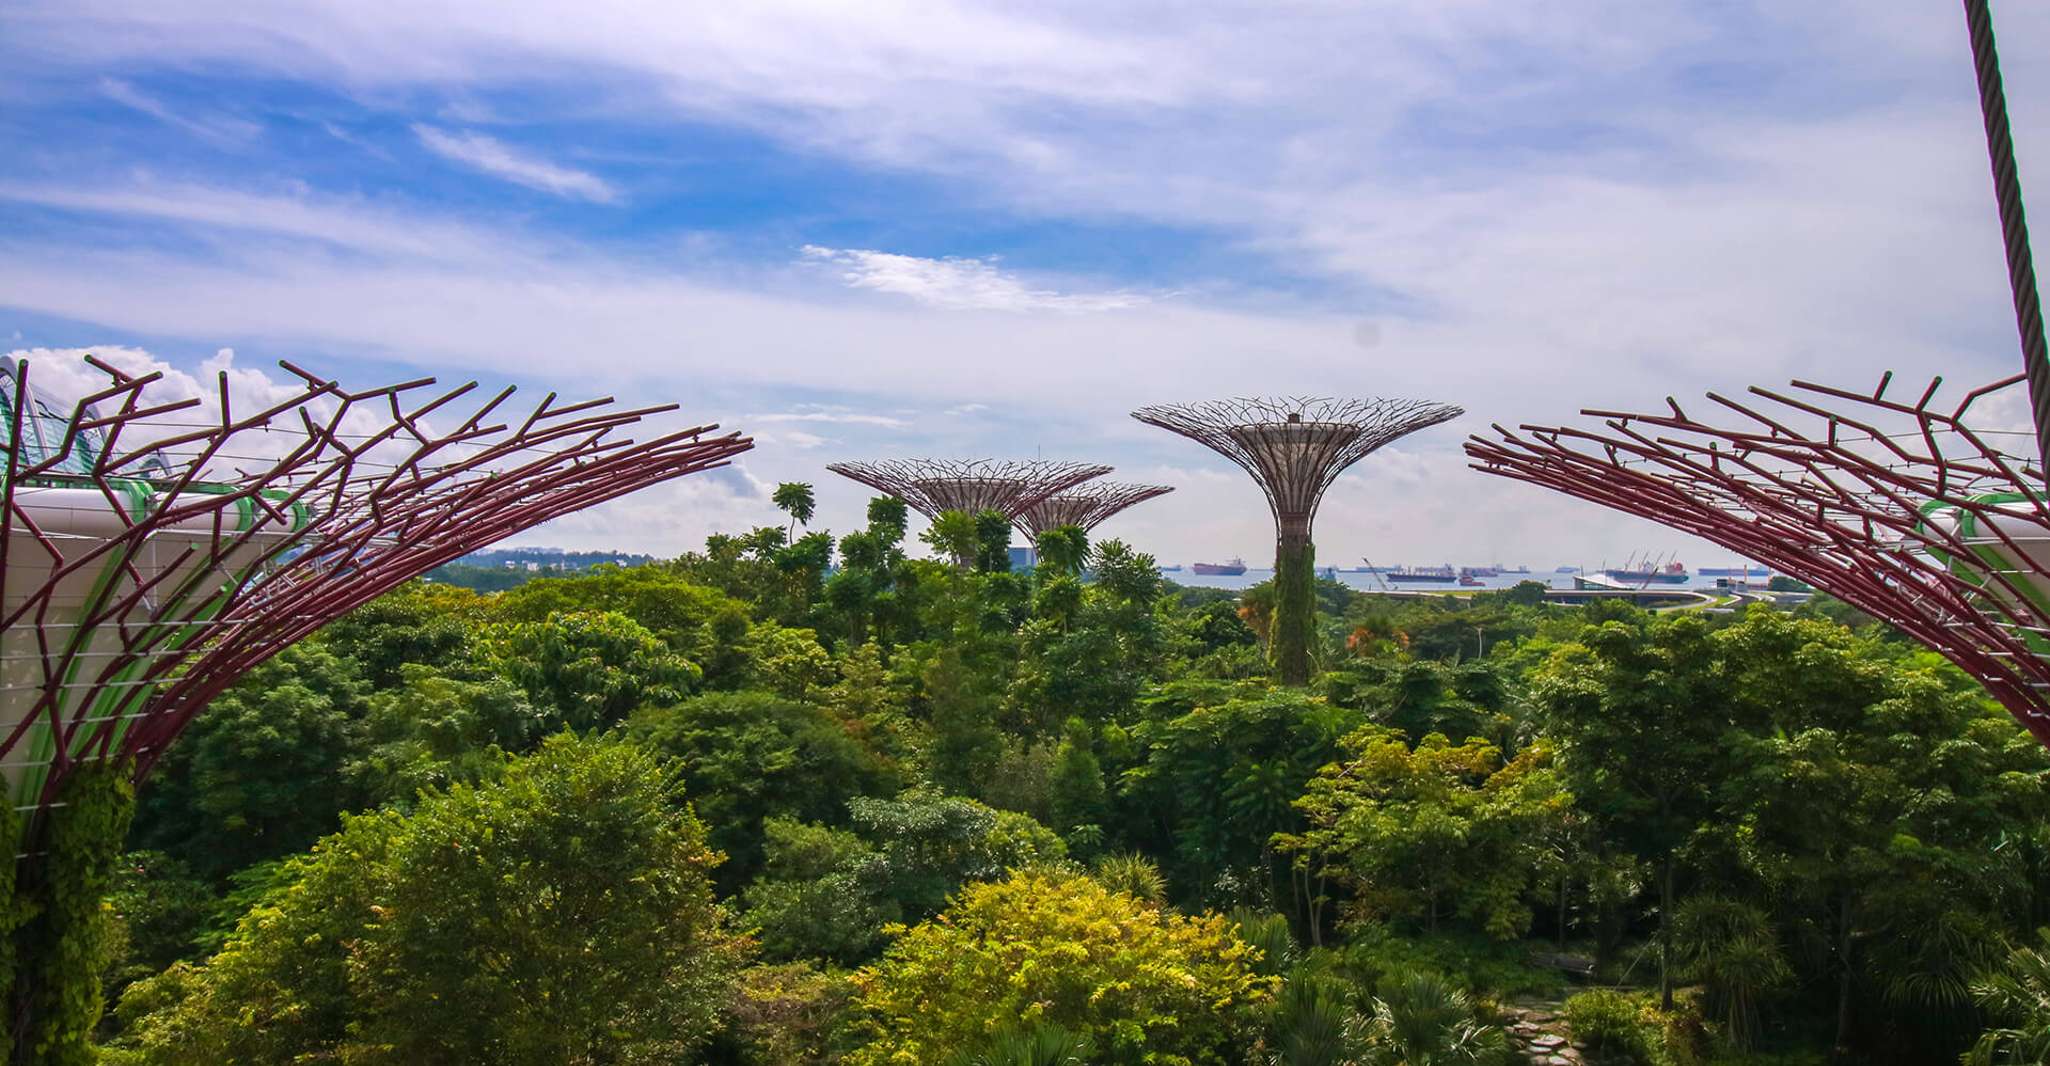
[1160,567,1764,593]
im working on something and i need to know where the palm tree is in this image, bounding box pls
[1267,974,1364,1066]
[1035,525,1089,577]
[1358,970,1510,1066]
[1670,895,1787,1051]
[921,509,980,570]
[1964,930,2050,1065]
[1094,852,1168,907]
[772,481,816,539]
[945,1023,1096,1066]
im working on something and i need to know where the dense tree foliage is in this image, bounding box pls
[107,736,743,1064]
[49,494,2050,1063]
[845,868,1273,1065]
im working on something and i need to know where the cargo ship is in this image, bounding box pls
[1698,565,1768,578]
[1381,564,1457,583]
[1601,560,1690,585]
[1191,557,1247,576]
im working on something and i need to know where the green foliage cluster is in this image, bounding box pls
[1283,729,1569,939]
[1562,989,1698,1066]
[108,735,744,1064]
[845,868,1274,1065]
[24,490,2050,1065]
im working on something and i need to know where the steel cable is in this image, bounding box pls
[1964,0,2050,478]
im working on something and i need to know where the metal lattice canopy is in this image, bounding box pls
[825,458,1111,519]
[0,355,753,819]
[1131,396,1463,533]
[1014,481,1174,539]
[1465,371,2050,748]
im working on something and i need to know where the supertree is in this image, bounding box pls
[1013,481,1174,541]
[826,458,1109,569]
[1465,372,2050,747]
[1464,0,2050,748]
[0,353,750,1038]
[825,458,1111,521]
[1132,397,1463,684]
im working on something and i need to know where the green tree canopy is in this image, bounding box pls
[488,610,702,730]
[112,735,745,1065]
[628,689,897,886]
[1281,728,1571,939]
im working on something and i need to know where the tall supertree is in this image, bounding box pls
[1014,481,1174,541]
[1465,372,2050,747]
[0,354,750,1041]
[1133,397,1463,684]
[825,458,1111,521]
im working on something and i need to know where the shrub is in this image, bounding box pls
[725,961,853,1065]
[1094,852,1169,907]
[846,868,1273,1065]
[1564,989,1662,1065]
[1358,968,1512,1066]
[1338,924,1564,998]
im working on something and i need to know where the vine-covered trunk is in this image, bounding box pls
[8,763,135,1066]
[1272,520,1315,686]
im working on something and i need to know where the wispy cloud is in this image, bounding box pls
[99,77,261,145]
[0,179,513,263]
[321,121,393,160]
[757,429,830,450]
[749,408,911,429]
[802,246,1147,313]
[412,124,619,204]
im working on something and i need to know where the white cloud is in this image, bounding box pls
[801,245,1147,313]
[749,408,912,429]
[763,429,829,450]
[99,77,261,144]
[2,346,422,477]
[412,124,619,204]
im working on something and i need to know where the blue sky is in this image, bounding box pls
[3,1,2047,566]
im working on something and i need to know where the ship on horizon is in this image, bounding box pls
[1601,558,1690,585]
[1698,564,1769,577]
[1379,563,1458,583]
[1191,557,1248,576]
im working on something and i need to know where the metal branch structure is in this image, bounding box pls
[1465,372,2050,748]
[1,355,752,828]
[1133,396,1463,684]
[825,458,1111,521]
[1014,481,1174,541]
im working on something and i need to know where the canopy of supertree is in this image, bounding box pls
[1467,371,2050,749]
[0,355,752,829]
